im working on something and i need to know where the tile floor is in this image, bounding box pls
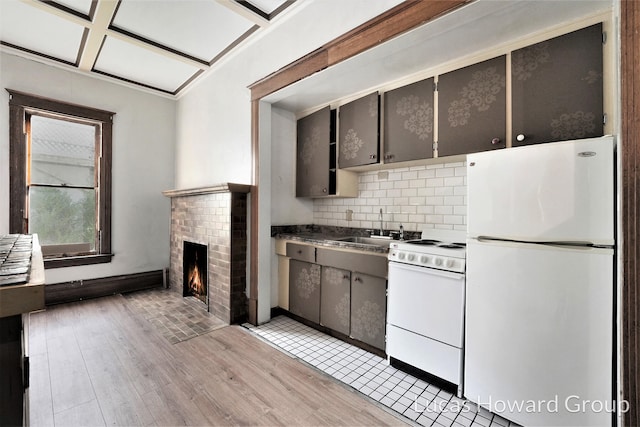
[246,315,519,427]
[124,288,227,344]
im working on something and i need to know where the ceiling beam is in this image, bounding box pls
[19,0,210,71]
[78,0,118,71]
[217,0,270,27]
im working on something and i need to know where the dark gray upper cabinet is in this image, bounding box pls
[438,56,507,157]
[296,107,331,197]
[512,23,604,146]
[383,78,435,163]
[338,92,380,168]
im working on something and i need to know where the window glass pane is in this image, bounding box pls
[28,187,96,250]
[30,115,96,187]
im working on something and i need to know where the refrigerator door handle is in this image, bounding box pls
[473,237,614,253]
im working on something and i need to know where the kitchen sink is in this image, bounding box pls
[332,236,392,247]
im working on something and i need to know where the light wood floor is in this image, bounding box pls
[28,294,406,426]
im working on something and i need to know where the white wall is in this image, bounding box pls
[0,52,176,284]
[174,0,404,189]
[175,0,404,323]
[270,107,314,225]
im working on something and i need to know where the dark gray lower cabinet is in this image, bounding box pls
[350,273,387,350]
[287,246,387,351]
[320,267,351,335]
[289,260,321,323]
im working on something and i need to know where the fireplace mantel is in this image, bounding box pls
[162,183,251,198]
[165,184,249,324]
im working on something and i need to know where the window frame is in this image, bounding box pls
[8,89,114,268]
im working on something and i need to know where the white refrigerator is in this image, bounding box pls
[464,136,615,427]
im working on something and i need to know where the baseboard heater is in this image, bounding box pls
[44,270,164,305]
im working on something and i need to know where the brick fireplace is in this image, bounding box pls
[163,183,250,324]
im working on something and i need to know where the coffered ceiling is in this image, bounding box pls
[0,0,294,96]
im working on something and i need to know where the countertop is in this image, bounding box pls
[0,234,45,318]
[272,225,420,255]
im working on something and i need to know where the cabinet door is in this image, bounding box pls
[438,55,507,156]
[338,92,379,168]
[289,260,321,323]
[296,107,330,197]
[512,23,603,146]
[383,78,435,163]
[320,267,351,335]
[350,273,386,350]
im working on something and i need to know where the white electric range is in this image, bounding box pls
[386,229,466,397]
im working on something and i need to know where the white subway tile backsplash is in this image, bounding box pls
[435,186,453,196]
[409,196,426,206]
[314,160,467,231]
[444,176,464,186]
[393,180,410,189]
[426,178,444,187]
[418,169,436,179]
[435,168,455,178]
[402,171,418,180]
[401,188,417,198]
[435,205,453,215]
[417,187,435,197]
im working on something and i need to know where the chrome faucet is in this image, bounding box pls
[379,208,384,236]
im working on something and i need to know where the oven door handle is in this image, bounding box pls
[389,261,465,280]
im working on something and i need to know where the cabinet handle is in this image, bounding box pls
[516,134,526,142]
[354,276,362,282]
[491,138,501,145]
[369,154,376,160]
[343,275,350,280]
[384,154,395,160]
[297,250,303,254]
[322,188,327,193]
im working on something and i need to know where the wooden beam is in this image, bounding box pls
[248,100,260,325]
[248,0,469,100]
[326,0,470,65]
[621,0,640,424]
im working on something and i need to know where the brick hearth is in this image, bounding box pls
[163,184,250,324]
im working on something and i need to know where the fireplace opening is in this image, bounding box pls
[183,241,207,305]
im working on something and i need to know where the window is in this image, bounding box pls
[8,89,113,268]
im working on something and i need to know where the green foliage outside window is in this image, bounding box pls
[29,187,96,250]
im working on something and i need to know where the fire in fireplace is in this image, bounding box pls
[183,241,207,305]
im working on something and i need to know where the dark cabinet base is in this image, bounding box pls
[0,315,26,427]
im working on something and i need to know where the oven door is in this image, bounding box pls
[387,261,465,347]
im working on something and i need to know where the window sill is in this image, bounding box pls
[44,253,113,269]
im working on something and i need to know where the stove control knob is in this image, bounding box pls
[398,252,406,260]
[420,255,429,264]
[446,259,455,268]
[407,254,415,261]
[435,258,443,266]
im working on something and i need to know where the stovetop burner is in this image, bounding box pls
[438,243,466,249]
[407,239,441,246]
[405,240,466,249]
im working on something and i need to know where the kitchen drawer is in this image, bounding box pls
[387,324,462,386]
[316,248,387,278]
[286,243,316,263]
